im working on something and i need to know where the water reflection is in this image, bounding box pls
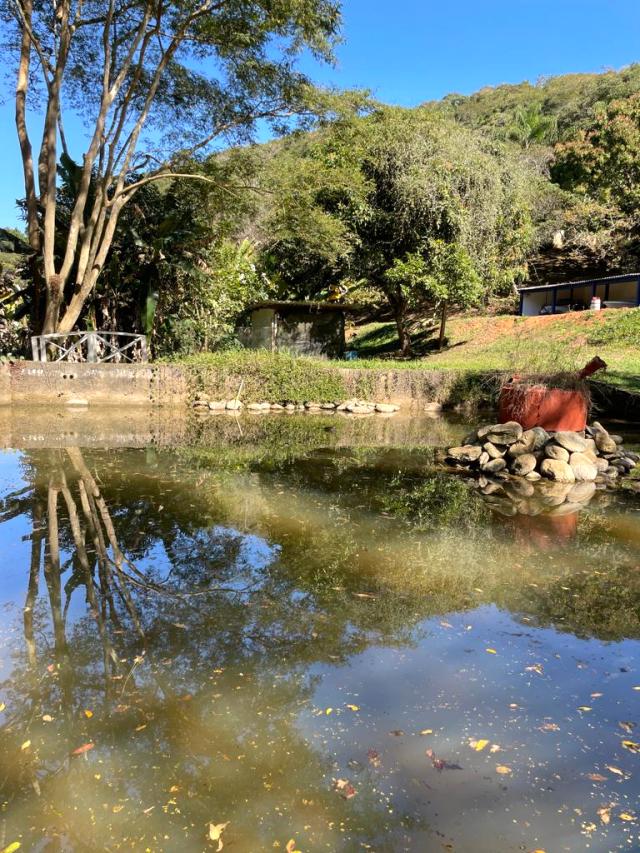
[0,428,639,851]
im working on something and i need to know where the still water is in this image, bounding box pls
[1,411,640,853]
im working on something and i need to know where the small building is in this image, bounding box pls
[243,301,355,359]
[519,273,640,316]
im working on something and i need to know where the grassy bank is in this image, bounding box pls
[166,350,502,408]
[349,308,640,393]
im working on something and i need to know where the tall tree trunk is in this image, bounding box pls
[393,296,412,357]
[438,301,448,351]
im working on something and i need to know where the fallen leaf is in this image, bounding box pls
[71,742,94,755]
[42,714,53,722]
[208,821,229,851]
[597,806,611,825]
[621,740,640,754]
[605,765,627,777]
[496,765,512,775]
[0,703,5,713]
[619,812,636,822]
[346,704,359,712]
[525,664,544,675]
[333,778,357,799]
[470,739,489,752]
[586,773,607,782]
[1,843,22,853]
[591,692,603,698]
[84,709,93,719]
[20,740,31,751]
[440,621,453,629]
[285,841,301,853]
[112,804,124,813]
[367,749,381,768]
[489,744,501,753]
[325,708,333,715]
[486,648,497,654]
[539,722,560,732]
[419,729,433,735]
[426,748,462,771]
[619,721,636,734]
[388,729,404,736]
[578,706,592,712]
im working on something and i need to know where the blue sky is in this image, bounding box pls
[1,0,640,228]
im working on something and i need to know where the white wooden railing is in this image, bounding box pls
[31,331,148,363]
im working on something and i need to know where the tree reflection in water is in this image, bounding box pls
[0,447,428,851]
[1,442,639,851]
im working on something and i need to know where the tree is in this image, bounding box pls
[2,0,342,333]
[552,93,640,216]
[348,108,534,354]
[385,240,483,353]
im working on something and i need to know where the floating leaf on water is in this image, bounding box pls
[0,703,5,712]
[496,765,512,775]
[20,740,31,751]
[597,806,611,825]
[621,740,640,754]
[619,812,636,822]
[1,843,22,853]
[84,709,93,718]
[388,730,404,736]
[586,773,607,782]
[440,621,453,629]
[325,708,333,715]
[539,722,560,732]
[112,804,124,813]
[577,706,592,712]
[619,721,636,734]
[419,729,433,735]
[285,841,301,853]
[485,648,497,654]
[208,821,229,851]
[42,714,53,722]
[333,778,357,799]
[590,692,603,698]
[71,742,94,755]
[525,664,544,675]
[367,749,381,768]
[346,704,359,712]
[470,739,489,752]
[605,765,627,777]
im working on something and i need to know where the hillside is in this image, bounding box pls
[349,309,640,393]
[433,64,640,139]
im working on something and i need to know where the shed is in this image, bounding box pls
[244,301,356,359]
[519,273,640,316]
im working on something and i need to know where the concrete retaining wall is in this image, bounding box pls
[0,361,490,409]
[0,362,189,407]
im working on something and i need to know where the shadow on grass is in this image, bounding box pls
[352,322,468,358]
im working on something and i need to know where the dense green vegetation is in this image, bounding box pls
[3,57,640,366]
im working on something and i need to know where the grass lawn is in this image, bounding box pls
[346,309,640,393]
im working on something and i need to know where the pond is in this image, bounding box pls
[0,410,639,852]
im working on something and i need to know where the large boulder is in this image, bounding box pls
[569,452,598,482]
[545,444,570,463]
[448,445,483,464]
[540,458,576,483]
[594,430,618,454]
[508,431,536,457]
[511,453,537,476]
[478,421,523,445]
[483,442,506,459]
[554,432,588,453]
[481,457,507,474]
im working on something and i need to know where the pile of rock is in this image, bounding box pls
[447,420,638,486]
[192,395,400,415]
